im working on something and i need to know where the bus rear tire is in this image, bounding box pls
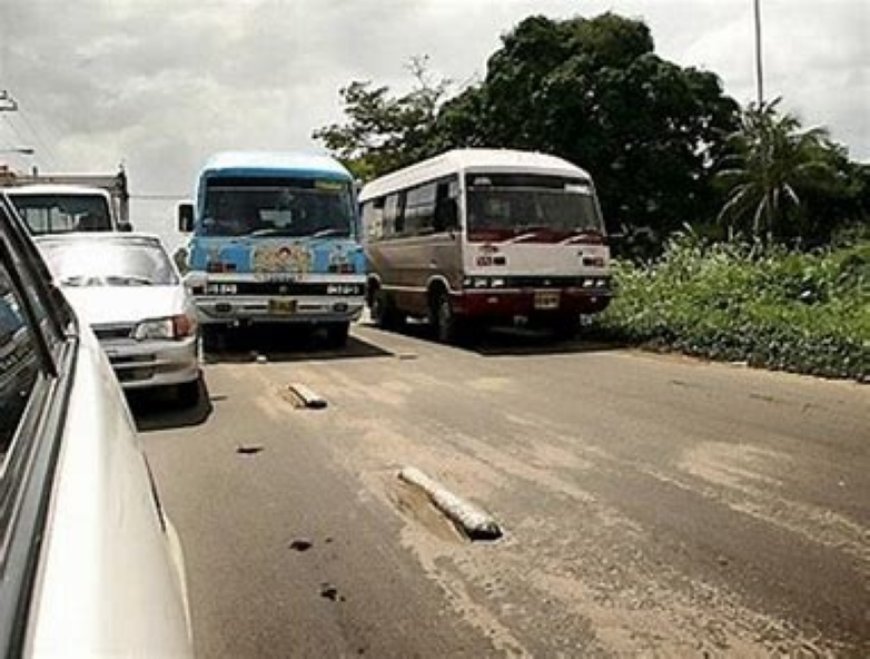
[552,315,580,341]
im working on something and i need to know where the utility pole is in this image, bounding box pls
[754,0,764,106]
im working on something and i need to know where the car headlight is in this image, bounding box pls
[134,314,197,341]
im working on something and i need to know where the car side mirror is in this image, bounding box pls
[117,222,133,232]
[178,203,194,233]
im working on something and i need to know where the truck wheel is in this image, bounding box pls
[324,322,350,348]
[201,326,222,353]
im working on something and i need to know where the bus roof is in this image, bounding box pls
[201,151,352,181]
[359,149,591,202]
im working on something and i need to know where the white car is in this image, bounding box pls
[35,232,201,406]
[0,195,192,655]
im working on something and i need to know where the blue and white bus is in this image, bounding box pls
[178,152,365,346]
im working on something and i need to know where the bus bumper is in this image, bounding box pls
[193,295,365,325]
[453,289,612,321]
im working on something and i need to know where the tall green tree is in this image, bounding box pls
[431,14,740,238]
[716,98,844,244]
[315,13,740,239]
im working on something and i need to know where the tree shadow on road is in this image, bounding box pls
[366,319,626,357]
[128,377,214,432]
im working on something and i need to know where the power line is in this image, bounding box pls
[16,110,61,167]
[130,194,190,200]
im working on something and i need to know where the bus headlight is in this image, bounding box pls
[583,278,595,288]
[491,278,505,288]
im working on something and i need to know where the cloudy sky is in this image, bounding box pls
[0,0,867,239]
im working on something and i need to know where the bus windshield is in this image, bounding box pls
[201,177,355,238]
[465,173,603,234]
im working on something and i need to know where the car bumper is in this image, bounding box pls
[452,288,612,320]
[100,335,200,390]
[193,295,364,325]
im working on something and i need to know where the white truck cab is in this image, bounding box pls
[4,184,131,234]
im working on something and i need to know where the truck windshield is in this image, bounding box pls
[465,173,603,234]
[10,194,113,234]
[201,177,354,238]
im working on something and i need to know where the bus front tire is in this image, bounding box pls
[434,292,464,344]
[372,289,404,330]
[324,322,350,348]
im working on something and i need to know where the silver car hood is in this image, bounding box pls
[62,285,189,325]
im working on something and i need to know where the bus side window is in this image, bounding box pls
[405,183,437,236]
[383,193,407,236]
[434,178,458,232]
[362,198,385,242]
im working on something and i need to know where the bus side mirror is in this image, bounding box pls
[178,203,194,233]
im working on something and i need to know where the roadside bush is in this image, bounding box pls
[594,234,870,380]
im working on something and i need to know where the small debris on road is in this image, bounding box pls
[398,467,502,541]
[286,383,327,409]
[289,539,313,552]
[319,582,339,601]
[396,352,418,361]
[236,445,264,455]
[324,537,334,544]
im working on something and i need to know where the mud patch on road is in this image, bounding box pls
[678,441,870,566]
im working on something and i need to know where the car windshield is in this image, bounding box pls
[10,194,113,235]
[465,173,603,233]
[40,238,178,287]
[201,177,354,238]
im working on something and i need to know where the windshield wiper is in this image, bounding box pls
[245,228,300,237]
[559,228,604,244]
[309,228,349,239]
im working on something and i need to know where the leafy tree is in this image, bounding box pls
[312,56,449,180]
[315,13,741,242]
[716,98,846,244]
[431,14,740,239]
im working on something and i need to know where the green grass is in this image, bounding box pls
[593,235,870,381]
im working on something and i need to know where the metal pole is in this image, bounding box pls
[754,0,764,106]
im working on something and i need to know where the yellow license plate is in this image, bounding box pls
[534,291,560,310]
[268,298,297,315]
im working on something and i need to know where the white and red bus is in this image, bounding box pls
[360,149,612,342]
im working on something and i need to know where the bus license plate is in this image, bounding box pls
[268,298,297,315]
[534,291,560,310]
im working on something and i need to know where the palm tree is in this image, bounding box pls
[716,98,836,243]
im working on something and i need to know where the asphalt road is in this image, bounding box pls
[135,322,870,657]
